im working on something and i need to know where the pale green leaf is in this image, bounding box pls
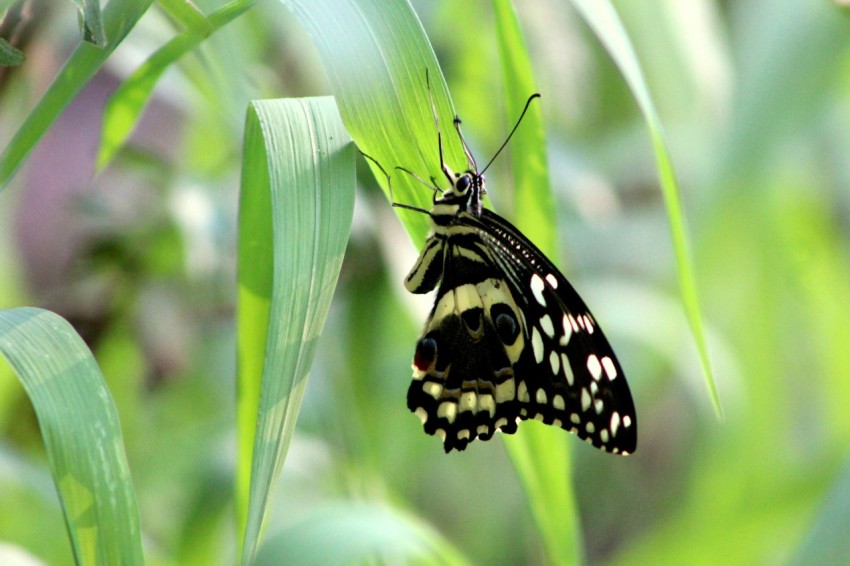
[0,307,142,566]
[236,97,354,564]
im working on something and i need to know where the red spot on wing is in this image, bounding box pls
[413,336,437,371]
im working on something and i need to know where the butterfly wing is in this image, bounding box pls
[406,233,525,452]
[478,209,638,454]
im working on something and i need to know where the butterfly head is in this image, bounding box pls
[436,166,485,218]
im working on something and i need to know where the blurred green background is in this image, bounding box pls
[1,0,850,564]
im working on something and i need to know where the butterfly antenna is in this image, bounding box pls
[480,93,541,175]
[452,117,478,172]
[361,151,430,215]
[426,69,454,181]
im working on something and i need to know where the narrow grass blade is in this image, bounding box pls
[570,0,721,417]
[493,1,581,565]
[236,97,354,564]
[0,0,154,189]
[0,307,142,565]
[158,0,214,35]
[97,0,255,169]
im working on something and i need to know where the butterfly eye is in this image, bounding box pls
[455,175,472,192]
[491,303,520,346]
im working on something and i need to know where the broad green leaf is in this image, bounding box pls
[0,308,142,566]
[570,0,720,417]
[254,503,470,566]
[493,1,581,565]
[97,0,256,169]
[0,0,154,190]
[279,0,468,247]
[236,97,354,564]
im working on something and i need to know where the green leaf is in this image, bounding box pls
[570,0,721,417]
[254,503,471,566]
[0,307,142,565]
[493,1,581,565]
[0,0,154,190]
[236,97,354,564]
[70,0,107,46]
[97,0,256,169]
[279,0,468,247]
[0,38,25,66]
[158,0,214,35]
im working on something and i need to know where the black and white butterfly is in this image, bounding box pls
[369,80,636,454]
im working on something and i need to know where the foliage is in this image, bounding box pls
[0,0,849,564]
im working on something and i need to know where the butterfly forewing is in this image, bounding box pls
[478,209,637,454]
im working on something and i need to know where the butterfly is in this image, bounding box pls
[367,76,636,454]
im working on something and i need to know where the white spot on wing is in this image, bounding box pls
[545,273,558,288]
[581,388,591,411]
[536,388,547,404]
[518,380,529,403]
[530,274,546,307]
[587,355,602,381]
[553,394,565,411]
[601,356,618,380]
[438,401,457,423]
[415,407,428,424]
[531,327,544,363]
[540,315,555,338]
[623,415,633,428]
[561,353,573,385]
[582,315,594,334]
[479,393,496,418]
[585,422,595,434]
[460,392,475,412]
[611,412,621,437]
[424,381,442,399]
[549,351,560,374]
[560,314,572,346]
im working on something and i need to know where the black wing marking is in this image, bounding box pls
[477,209,638,454]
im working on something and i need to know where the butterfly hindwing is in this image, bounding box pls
[406,235,524,452]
